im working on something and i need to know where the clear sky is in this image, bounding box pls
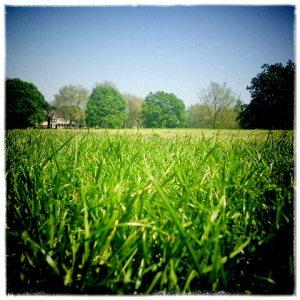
[5,5,295,107]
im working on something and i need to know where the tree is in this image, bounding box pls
[187,104,212,128]
[123,93,144,128]
[141,91,186,128]
[187,103,239,129]
[53,85,89,126]
[6,78,49,129]
[85,85,126,128]
[94,80,118,90]
[238,60,295,129]
[198,82,240,128]
[234,99,243,112]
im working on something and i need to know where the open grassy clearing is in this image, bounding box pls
[6,129,294,294]
[61,128,293,140]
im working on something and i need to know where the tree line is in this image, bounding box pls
[5,60,294,130]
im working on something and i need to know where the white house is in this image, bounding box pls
[40,109,69,128]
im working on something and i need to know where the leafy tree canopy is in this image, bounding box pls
[141,91,186,128]
[123,93,144,128]
[238,60,295,129]
[94,80,119,90]
[86,85,126,128]
[187,104,212,128]
[198,82,240,129]
[53,85,89,126]
[187,103,238,129]
[6,78,49,129]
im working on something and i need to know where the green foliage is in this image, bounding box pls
[187,104,238,129]
[238,61,295,129]
[141,91,186,128]
[86,86,126,128]
[53,85,89,126]
[5,78,49,129]
[6,129,294,294]
[94,80,119,90]
[124,93,144,128]
[187,104,212,128]
[196,82,240,129]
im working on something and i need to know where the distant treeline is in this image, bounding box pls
[5,60,294,130]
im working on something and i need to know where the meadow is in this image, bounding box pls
[6,129,294,294]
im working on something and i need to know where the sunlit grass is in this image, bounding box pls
[6,129,294,294]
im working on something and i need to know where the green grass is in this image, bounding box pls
[6,129,294,294]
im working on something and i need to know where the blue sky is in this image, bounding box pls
[6,6,295,106]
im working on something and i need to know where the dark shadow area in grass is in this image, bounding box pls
[7,221,294,295]
[226,221,294,295]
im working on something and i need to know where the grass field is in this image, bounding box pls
[6,129,295,295]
